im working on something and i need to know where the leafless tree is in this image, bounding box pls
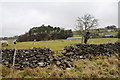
[76,14,98,44]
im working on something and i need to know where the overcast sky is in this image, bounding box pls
[0,0,119,37]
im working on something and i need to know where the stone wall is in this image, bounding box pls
[1,42,120,70]
[63,42,120,59]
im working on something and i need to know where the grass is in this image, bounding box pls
[99,32,118,36]
[3,38,118,51]
[73,32,118,37]
[1,38,119,78]
[73,35,82,37]
[1,53,120,78]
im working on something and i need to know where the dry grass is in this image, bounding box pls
[1,53,120,78]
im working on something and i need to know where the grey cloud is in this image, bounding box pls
[1,2,118,37]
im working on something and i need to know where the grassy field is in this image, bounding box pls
[99,32,118,36]
[73,31,118,37]
[1,38,120,78]
[3,38,118,51]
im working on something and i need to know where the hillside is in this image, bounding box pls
[73,28,119,37]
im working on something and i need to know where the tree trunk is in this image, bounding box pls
[84,37,88,44]
[84,32,90,44]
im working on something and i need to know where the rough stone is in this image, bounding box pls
[1,42,120,70]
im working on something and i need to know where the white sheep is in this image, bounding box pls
[0,40,9,47]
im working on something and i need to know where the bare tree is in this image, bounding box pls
[76,14,98,44]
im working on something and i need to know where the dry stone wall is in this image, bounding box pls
[63,42,120,59]
[1,42,120,70]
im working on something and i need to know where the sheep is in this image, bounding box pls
[0,40,9,47]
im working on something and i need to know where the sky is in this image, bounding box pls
[0,0,119,37]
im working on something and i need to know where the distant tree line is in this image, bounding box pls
[17,25,73,42]
[105,25,117,29]
[0,36,18,40]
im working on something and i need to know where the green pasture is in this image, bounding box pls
[99,32,118,36]
[74,32,118,37]
[3,38,118,51]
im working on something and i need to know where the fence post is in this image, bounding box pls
[13,41,17,67]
